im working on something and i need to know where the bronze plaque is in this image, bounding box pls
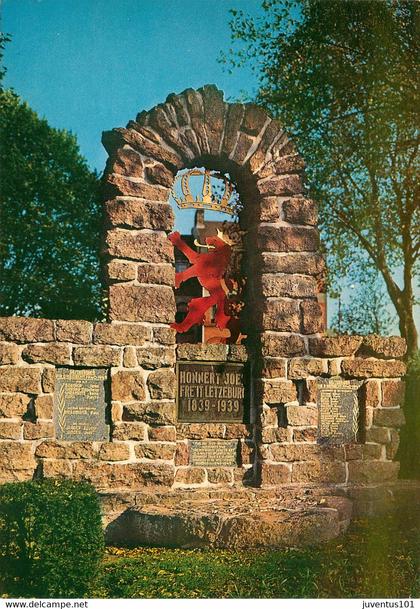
[176,361,246,422]
[317,378,360,444]
[54,368,109,441]
[190,440,238,467]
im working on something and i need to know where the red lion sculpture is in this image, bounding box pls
[168,230,232,334]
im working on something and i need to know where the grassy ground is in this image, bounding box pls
[91,510,420,599]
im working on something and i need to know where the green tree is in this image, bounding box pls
[0,89,102,320]
[223,0,419,356]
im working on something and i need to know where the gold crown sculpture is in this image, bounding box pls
[171,169,239,216]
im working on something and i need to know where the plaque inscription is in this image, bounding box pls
[317,378,360,444]
[54,368,109,441]
[176,361,246,422]
[190,440,238,467]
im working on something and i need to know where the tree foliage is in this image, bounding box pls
[223,0,419,354]
[0,89,102,320]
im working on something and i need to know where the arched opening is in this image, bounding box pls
[169,167,247,346]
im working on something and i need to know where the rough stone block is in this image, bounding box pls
[381,380,405,407]
[230,132,254,165]
[282,197,318,226]
[145,163,174,188]
[112,371,146,401]
[72,461,175,490]
[93,323,150,346]
[261,333,306,357]
[344,444,382,460]
[0,442,37,483]
[200,84,226,155]
[259,357,287,379]
[123,401,176,425]
[258,175,304,196]
[0,343,20,365]
[136,346,175,368]
[288,358,327,379]
[207,468,233,484]
[292,428,317,443]
[109,284,175,323]
[373,408,405,428]
[105,229,173,263]
[123,347,137,368]
[135,442,176,461]
[224,424,250,439]
[309,336,362,357]
[0,367,41,394]
[147,369,176,399]
[35,440,97,460]
[99,443,130,461]
[261,253,325,276]
[112,422,147,441]
[108,146,144,178]
[360,380,381,407]
[357,335,406,359]
[0,422,22,439]
[260,463,291,485]
[174,467,206,485]
[102,127,182,170]
[42,459,73,479]
[176,343,247,362]
[0,317,54,343]
[55,320,92,344]
[262,274,317,298]
[22,343,71,365]
[301,300,323,334]
[42,368,56,393]
[341,358,406,379]
[148,426,176,442]
[291,461,346,483]
[263,380,297,404]
[365,427,390,444]
[34,395,53,419]
[105,199,174,231]
[222,103,245,156]
[0,393,30,418]
[271,444,344,462]
[242,103,267,136]
[137,264,175,286]
[106,260,137,281]
[105,174,169,201]
[286,405,318,426]
[259,197,281,222]
[73,346,121,367]
[23,421,54,440]
[347,461,399,483]
[152,326,176,345]
[261,427,289,443]
[261,299,300,332]
[174,442,189,465]
[257,225,319,252]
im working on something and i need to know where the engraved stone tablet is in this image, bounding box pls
[177,361,246,423]
[317,378,361,444]
[190,440,238,467]
[54,368,109,441]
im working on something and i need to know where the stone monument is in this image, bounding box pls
[0,85,410,548]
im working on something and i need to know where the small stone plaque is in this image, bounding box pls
[54,368,109,441]
[177,361,246,423]
[190,440,238,467]
[317,378,361,444]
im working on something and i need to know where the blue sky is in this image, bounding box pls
[2,0,418,334]
[2,0,261,172]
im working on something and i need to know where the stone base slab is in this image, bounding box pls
[101,481,420,549]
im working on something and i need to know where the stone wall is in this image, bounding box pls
[0,317,406,491]
[0,85,407,495]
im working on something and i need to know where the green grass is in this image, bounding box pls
[91,510,420,599]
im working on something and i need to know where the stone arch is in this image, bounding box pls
[102,84,325,487]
